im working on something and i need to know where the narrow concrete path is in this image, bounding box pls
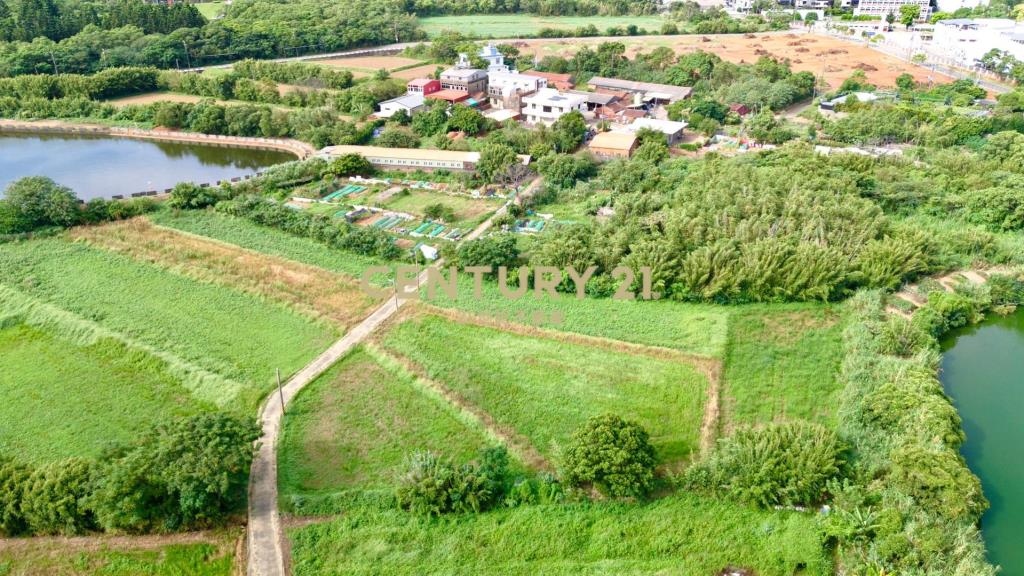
[245,181,536,576]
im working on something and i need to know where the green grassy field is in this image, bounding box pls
[278,348,498,513]
[721,304,846,429]
[0,237,337,409]
[0,323,208,465]
[380,314,708,464]
[0,531,237,576]
[419,14,668,38]
[195,1,226,20]
[374,189,501,230]
[288,493,831,576]
[423,277,729,357]
[149,209,389,280]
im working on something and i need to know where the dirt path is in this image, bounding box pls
[886,268,1009,317]
[245,184,528,576]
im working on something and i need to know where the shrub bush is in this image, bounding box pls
[395,447,510,517]
[561,414,657,499]
[687,421,846,508]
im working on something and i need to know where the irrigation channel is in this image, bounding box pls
[940,309,1024,574]
[0,131,296,200]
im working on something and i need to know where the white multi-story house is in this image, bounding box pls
[854,0,930,19]
[521,89,588,125]
[487,71,548,109]
[932,18,1024,66]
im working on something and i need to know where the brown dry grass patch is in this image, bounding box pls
[316,55,422,70]
[70,218,378,330]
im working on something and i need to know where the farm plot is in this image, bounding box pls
[721,303,846,429]
[288,493,831,576]
[378,312,709,466]
[148,209,390,279]
[0,237,337,409]
[316,56,425,73]
[516,32,951,89]
[0,529,238,576]
[71,218,378,328]
[391,63,443,80]
[277,348,499,514]
[423,276,729,357]
[372,189,502,230]
[0,322,208,465]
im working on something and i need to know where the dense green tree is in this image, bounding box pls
[447,104,485,135]
[535,153,597,188]
[477,142,518,182]
[375,127,420,148]
[2,176,79,228]
[328,153,374,177]
[899,4,920,28]
[20,458,95,535]
[562,414,657,499]
[14,0,60,41]
[91,413,259,532]
[451,233,520,270]
[167,182,220,210]
[0,456,30,536]
[550,110,587,152]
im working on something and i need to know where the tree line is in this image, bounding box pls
[0,413,258,536]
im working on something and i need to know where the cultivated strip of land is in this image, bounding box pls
[71,218,378,329]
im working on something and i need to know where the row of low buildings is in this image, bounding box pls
[375,44,693,127]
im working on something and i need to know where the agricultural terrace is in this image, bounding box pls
[288,493,831,575]
[517,31,951,89]
[418,14,668,38]
[376,310,711,467]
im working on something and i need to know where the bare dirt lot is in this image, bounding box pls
[518,31,951,89]
[392,63,443,80]
[316,55,424,71]
[106,92,208,107]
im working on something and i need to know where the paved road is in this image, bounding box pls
[245,179,540,576]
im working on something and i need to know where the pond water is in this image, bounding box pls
[940,309,1024,574]
[0,132,296,200]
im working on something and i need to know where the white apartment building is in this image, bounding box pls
[487,71,548,109]
[854,0,930,19]
[936,0,985,12]
[521,89,588,125]
[932,18,1024,66]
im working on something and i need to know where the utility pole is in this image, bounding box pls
[276,368,285,416]
[182,40,192,69]
[49,51,59,74]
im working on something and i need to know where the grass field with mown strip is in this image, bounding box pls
[0,323,209,465]
[288,494,831,576]
[419,14,667,38]
[149,209,390,281]
[380,313,708,465]
[423,277,729,357]
[0,530,237,576]
[721,303,846,429]
[0,237,337,407]
[71,218,378,328]
[277,348,501,514]
[372,189,502,229]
